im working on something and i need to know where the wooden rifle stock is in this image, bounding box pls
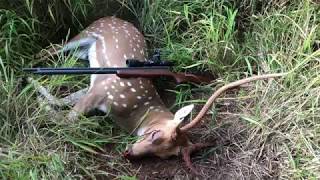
[117,69,212,84]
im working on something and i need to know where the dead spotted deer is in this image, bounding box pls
[31,16,288,173]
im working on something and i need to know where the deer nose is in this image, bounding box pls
[123,144,133,159]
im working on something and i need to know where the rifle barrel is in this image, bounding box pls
[23,67,170,75]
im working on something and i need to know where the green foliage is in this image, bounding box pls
[0,9,41,70]
[0,0,320,179]
[130,0,241,73]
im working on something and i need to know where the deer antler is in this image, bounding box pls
[180,73,288,132]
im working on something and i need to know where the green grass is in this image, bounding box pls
[1,0,320,179]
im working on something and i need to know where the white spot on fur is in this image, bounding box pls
[107,92,110,95]
[104,86,108,90]
[150,106,155,109]
[130,88,136,92]
[113,102,119,106]
[122,104,127,108]
[140,85,144,89]
[120,94,125,98]
[144,102,150,106]
[148,97,152,100]
[137,96,142,99]
[108,95,113,100]
[145,90,149,93]
[133,104,138,109]
[127,82,132,86]
[111,85,115,89]
[124,54,127,59]
[120,82,125,86]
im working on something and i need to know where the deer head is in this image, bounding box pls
[123,104,194,159]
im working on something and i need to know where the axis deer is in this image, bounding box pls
[54,16,207,163]
[32,16,288,173]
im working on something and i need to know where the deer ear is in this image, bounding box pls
[173,104,194,123]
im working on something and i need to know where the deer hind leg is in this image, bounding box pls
[36,36,97,61]
[61,37,97,60]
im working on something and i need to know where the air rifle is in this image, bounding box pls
[23,50,212,84]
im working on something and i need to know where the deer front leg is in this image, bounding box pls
[27,77,88,107]
[60,87,89,106]
[67,91,108,122]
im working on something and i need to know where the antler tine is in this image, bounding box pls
[182,146,199,175]
[180,73,287,132]
[181,142,215,175]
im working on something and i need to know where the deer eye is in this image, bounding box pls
[151,130,160,139]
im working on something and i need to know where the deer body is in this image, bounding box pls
[67,17,164,132]
[64,16,193,159]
